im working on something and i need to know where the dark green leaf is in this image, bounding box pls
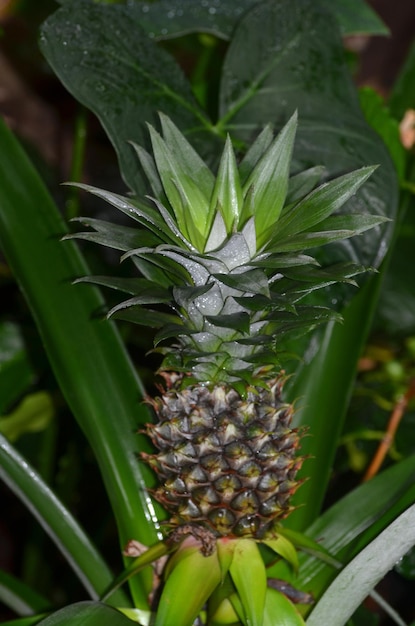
[212,270,270,296]
[286,166,325,205]
[110,305,179,327]
[284,274,382,531]
[0,434,128,606]
[359,87,406,183]
[320,0,388,36]
[68,184,176,242]
[0,569,49,616]
[389,39,415,120]
[0,118,161,606]
[37,602,134,626]
[69,217,161,251]
[375,199,415,335]
[296,455,415,598]
[40,1,213,195]
[219,0,397,272]
[0,322,35,414]
[76,275,170,297]
[206,312,251,334]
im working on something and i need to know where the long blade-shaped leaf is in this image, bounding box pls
[0,568,49,616]
[306,503,415,625]
[0,118,162,606]
[0,434,128,606]
[285,273,382,531]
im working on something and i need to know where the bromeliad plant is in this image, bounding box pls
[1,0,415,625]
[68,111,385,624]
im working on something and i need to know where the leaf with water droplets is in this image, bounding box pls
[218,0,397,285]
[40,0,213,195]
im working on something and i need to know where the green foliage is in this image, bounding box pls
[0,0,413,624]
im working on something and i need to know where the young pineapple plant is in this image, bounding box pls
[71,112,385,625]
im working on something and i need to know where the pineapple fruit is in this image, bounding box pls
[72,112,385,623]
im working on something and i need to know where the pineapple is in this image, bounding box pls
[71,112,385,622]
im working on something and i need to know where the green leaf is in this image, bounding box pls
[285,274,383,531]
[295,454,415,599]
[82,0,387,42]
[68,183,175,243]
[210,135,243,233]
[229,539,267,626]
[264,588,306,626]
[155,547,221,626]
[0,433,128,606]
[68,217,161,252]
[273,166,377,240]
[206,312,251,334]
[375,200,415,335]
[320,0,388,36]
[110,304,179,328]
[36,602,134,626]
[241,113,298,245]
[0,322,36,414]
[263,535,299,572]
[101,540,171,603]
[0,118,161,606]
[158,113,215,201]
[359,87,407,184]
[0,568,49,616]
[76,275,170,298]
[148,124,213,248]
[219,0,397,272]
[0,392,54,442]
[286,167,325,205]
[0,617,46,626]
[306,503,415,625]
[389,38,415,120]
[40,1,213,195]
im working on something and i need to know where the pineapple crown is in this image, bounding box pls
[69,112,387,388]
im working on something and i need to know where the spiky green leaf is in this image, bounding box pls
[241,112,298,244]
[210,135,243,233]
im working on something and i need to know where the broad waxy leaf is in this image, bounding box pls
[218,0,396,271]
[59,0,386,41]
[40,0,215,195]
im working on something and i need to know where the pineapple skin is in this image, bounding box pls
[143,374,304,539]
